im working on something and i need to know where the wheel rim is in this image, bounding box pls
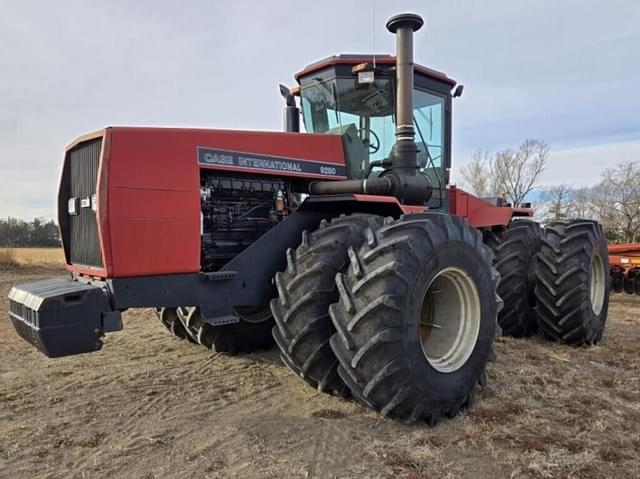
[419,267,481,373]
[590,253,606,315]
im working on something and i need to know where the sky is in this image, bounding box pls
[1,0,639,219]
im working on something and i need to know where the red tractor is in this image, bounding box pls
[8,13,609,424]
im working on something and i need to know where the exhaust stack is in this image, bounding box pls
[386,13,423,173]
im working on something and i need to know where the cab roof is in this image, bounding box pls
[294,54,457,86]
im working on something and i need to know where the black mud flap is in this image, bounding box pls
[8,278,122,358]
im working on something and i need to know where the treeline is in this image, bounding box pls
[0,218,60,247]
[537,161,640,243]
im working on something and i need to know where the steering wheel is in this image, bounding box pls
[357,128,381,154]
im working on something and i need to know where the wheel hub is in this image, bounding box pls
[419,267,481,373]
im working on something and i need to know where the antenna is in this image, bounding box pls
[372,0,376,68]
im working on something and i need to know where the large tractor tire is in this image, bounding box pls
[271,214,383,396]
[329,213,500,424]
[624,269,639,295]
[484,219,542,337]
[610,267,624,294]
[155,307,196,343]
[535,219,609,345]
[155,305,273,354]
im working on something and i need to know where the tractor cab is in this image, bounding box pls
[294,54,458,204]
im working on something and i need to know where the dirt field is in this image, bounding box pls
[1,267,639,479]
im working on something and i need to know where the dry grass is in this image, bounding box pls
[382,450,431,478]
[0,248,18,268]
[446,296,640,478]
[310,408,347,419]
[0,247,63,267]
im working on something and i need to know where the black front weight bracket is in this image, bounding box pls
[8,278,122,358]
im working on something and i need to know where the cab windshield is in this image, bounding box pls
[300,77,445,185]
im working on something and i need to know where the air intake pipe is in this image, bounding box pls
[309,13,432,205]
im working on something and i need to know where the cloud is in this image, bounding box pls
[0,162,59,220]
[1,0,639,219]
[539,140,640,187]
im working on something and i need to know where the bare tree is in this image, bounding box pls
[538,184,574,222]
[493,139,549,207]
[601,162,640,243]
[459,149,491,197]
[567,187,594,219]
[588,181,618,235]
[547,162,640,243]
[458,139,549,206]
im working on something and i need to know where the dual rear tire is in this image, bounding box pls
[484,219,542,337]
[273,213,500,423]
[485,218,608,345]
[270,214,384,396]
[329,213,499,423]
[535,219,609,345]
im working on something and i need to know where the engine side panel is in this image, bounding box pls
[62,126,346,278]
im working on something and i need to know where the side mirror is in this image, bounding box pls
[279,84,296,107]
[452,84,464,98]
[279,84,300,132]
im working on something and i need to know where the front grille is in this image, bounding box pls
[64,139,103,268]
[9,300,35,326]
